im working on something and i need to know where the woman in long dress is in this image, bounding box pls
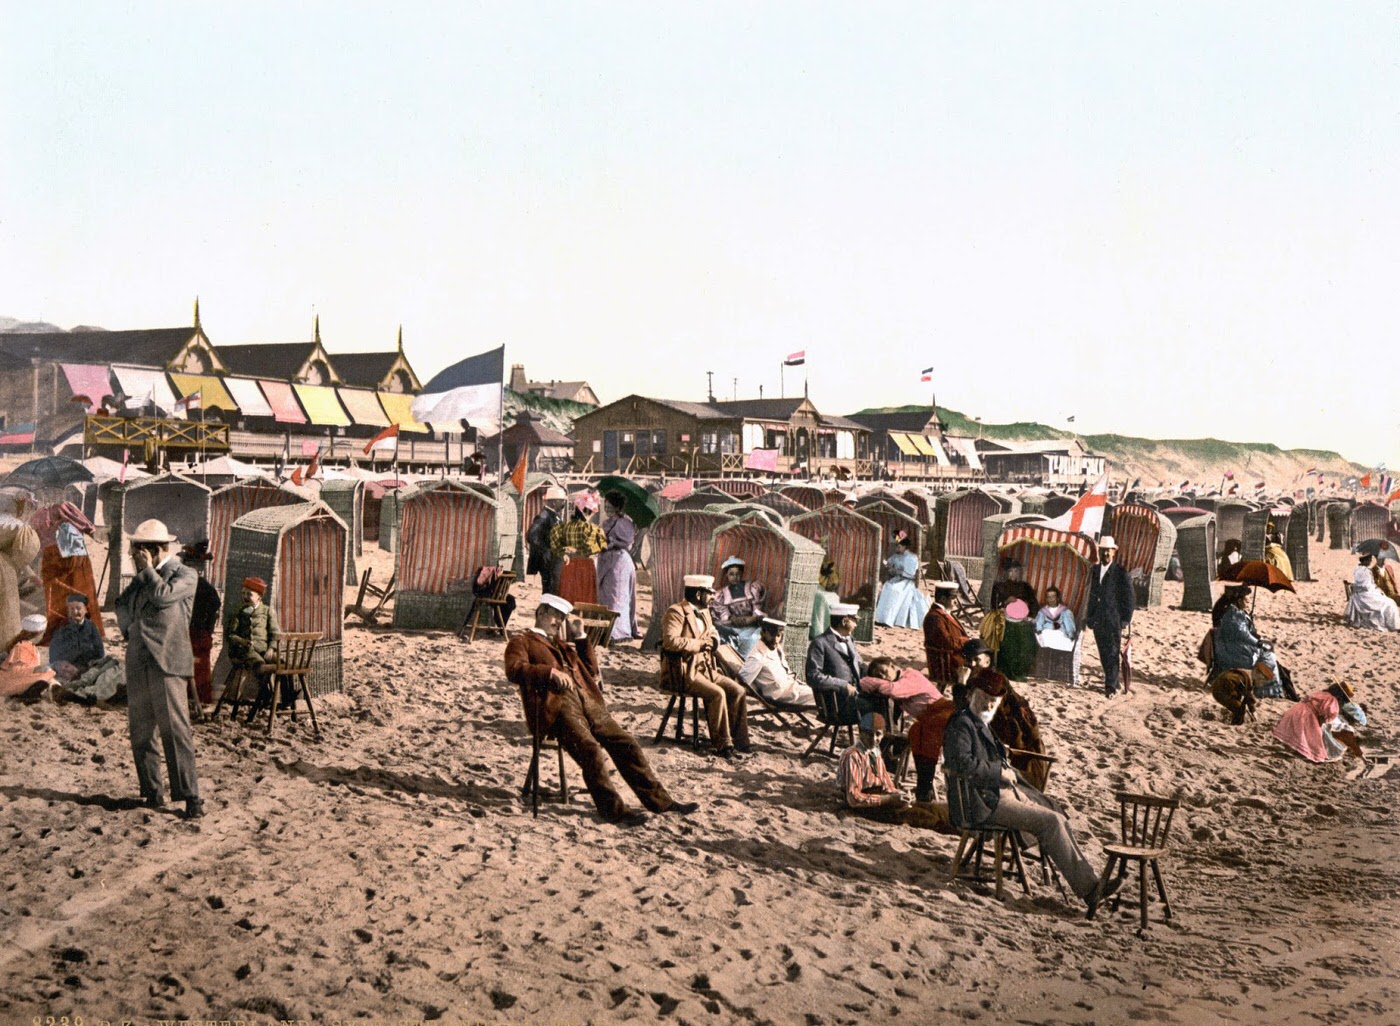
[550,492,606,606]
[1346,554,1400,631]
[1214,586,1282,696]
[1273,682,1367,762]
[874,532,928,628]
[595,491,639,642]
[989,558,1039,681]
[711,556,766,658]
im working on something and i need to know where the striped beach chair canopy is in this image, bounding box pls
[824,487,851,507]
[900,489,934,527]
[223,501,346,695]
[393,481,507,629]
[778,485,827,511]
[753,491,810,518]
[710,479,764,499]
[1106,503,1178,607]
[977,512,1050,608]
[672,489,733,511]
[1161,506,1209,527]
[936,490,1003,560]
[105,473,213,605]
[790,504,883,639]
[707,503,786,529]
[208,479,309,590]
[855,491,918,520]
[1350,501,1390,546]
[996,525,1097,622]
[710,514,824,627]
[640,509,737,651]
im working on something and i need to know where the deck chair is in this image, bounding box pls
[740,676,817,736]
[459,571,516,643]
[345,568,396,624]
[946,773,1030,900]
[1090,791,1180,930]
[801,688,860,759]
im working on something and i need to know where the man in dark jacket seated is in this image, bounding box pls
[943,686,1122,916]
[805,602,867,723]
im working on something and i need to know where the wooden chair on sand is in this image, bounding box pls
[459,571,516,643]
[345,569,396,624]
[1089,791,1180,930]
[801,688,861,759]
[946,773,1030,900]
[572,602,620,650]
[258,632,322,738]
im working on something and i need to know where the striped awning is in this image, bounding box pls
[909,434,938,458]
[224,377,275,418]
[60,363,114,412]
[889,431,920,457]
[168,372,238,413]
[293,384,351,427]
[377,392,430,434]
[111,365,179,413]
[257,380,307,424]
[336,388,391,427]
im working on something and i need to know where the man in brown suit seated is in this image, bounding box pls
[660,573,752,760]
[505,594,699,827]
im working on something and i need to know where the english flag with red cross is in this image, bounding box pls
[1044,472,1108,537]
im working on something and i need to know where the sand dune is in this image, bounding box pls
[2,536,1397,1025]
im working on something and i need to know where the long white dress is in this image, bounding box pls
[1346,565,1400,631]
[874,549,929,628]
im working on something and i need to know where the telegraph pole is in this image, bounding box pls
[706,371,715,403]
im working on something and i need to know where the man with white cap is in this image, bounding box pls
[738,617,815,708]
[525,485,567,596]
[506,593,698,825]
[805,602,866,723]
[114,518,203,818]
[660,573,752,758]
[1085,535,1136,698]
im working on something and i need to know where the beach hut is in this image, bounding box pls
[104,474,212,606]
[791,505,883,644]
[934,490,1003,580]
[221,501,346,695]
[1350,502,1390,546]
[1326,504,1352,550]
[1215,501,1252,550]
[1176,514,1217,612]
[900,489,934,527]
[1105,503,1177,608]
[976,513,1051,608]
[207,480,309,590]
[1285,507,1312,582]
[640,510,737,651]
[779,485,827,511]
[752,491,810,519]
[711,514,824,680]
[320,478,366,585]
[993,525,1096,685]
[393,481,509,630]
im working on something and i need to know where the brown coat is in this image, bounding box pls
[922,604,968,681]
[659,601,724,689]
[504,628,602,737]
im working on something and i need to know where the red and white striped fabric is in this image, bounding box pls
[790,506,881,600]
[859,502,922,563]
[711,518,796,615]
[1105,504,1163,584]
[901,490,933,526]
[711,479,764,499]
[398,484,498,593]
[943,491,1001,558]
[208,482,304,590]
[274,512,345,645]
[779,485,826,511]
[997,528,1095,622]
[648,510,732,620]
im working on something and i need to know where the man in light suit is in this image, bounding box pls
[115,519,203,818]
[1085,535,1136,699]
[660,573,751,759]
[805,602,866,724]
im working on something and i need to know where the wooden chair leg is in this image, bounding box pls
[1138,859,1149,931]
[993,833,1006,899]
[525,732,542,818]
[1009,835,1030,895]
[950,832,972,882]
[654,695,678,743]
[265,674,281,737]
[1087,856,1116,920]
[555,742,567,802]
[300,676,321,738]
[1150,859,1173,920]
[802,724,832,759]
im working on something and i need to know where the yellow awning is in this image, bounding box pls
[889,431,920,456]
[376,391,430,434]
[336,387,391,427]
[292,384,351,427]
[910,434,939,458]
[168,372,239,413]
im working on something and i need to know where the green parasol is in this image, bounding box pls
[596,475,660,529]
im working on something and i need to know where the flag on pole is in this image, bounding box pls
[1227,483,1240,495]
[1361,472,1373,488]
[1253,481,1266,491]
[411,345,505,435]
[1044,472,1108,537]
[1381,474,1394,496]
[363,422,400,455]
[510,446,529,494]
[1223,470,1235,480]
[1177,479,1190,490]
[784,350,806,367]
[919,366,933,382]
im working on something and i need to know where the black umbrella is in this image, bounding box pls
[596,475,660,529]
[5,456,95,489]
[1354,538,1400,562]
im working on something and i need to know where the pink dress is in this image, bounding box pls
[1272,690,1340,762]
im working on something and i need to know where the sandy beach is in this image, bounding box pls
[2,536,1397,1026]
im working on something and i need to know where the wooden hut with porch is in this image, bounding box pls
[393,481,510,630]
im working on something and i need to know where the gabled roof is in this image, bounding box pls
[819,413,869,432]
[484,414,575,448]
[0,327,201,368]
[644,397,733,421]
[215,342,321,380]
[333,351,404,388]
[846,409,941,434]
[709,398,809,421]
[537,381,595,403]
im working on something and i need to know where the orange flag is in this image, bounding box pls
[363,422,399,455]
[1387,487,1400,504]
[510,445,529,494]
[1361,472,1373,488]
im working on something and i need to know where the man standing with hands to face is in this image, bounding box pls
[115,519,203,819]
[1085,536,1135,698]
[507,594,699,826]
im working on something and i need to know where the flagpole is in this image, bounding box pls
[496,346,506,486]
[780,361,784,399]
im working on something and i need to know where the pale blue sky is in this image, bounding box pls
[2,2,1396,468]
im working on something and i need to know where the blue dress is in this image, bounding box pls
[1214,605,1280,697]
[874,550,929,628]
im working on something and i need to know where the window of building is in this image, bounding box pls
[651,430,666,454]
[720,430,737,454]
[741,423,764,453]
[764,428,787,454]
[701,431,718,454]
[816,432,836,459]
[836,431,855,460]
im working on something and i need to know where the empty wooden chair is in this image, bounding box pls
[946,773,1030,900]
[259,631,322,738]
[572,602,621,650]
[1090,791,1181,930]
[460,571,516,643]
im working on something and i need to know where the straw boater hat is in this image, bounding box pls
[127,518,177,545]
[933,580,959,594]
[830,602,860,618]
[684,574,715,590]
[19,614,46,635]
[1098,535,1118,550]
[539,594,573,615]
[543,485,567,501]
[760,617,786,631]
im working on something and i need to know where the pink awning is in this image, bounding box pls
[60,364,113,412]
[258,380,307,424]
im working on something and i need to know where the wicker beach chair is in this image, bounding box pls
[1285,507,1313,582]
[778,485,827,512]
[207,479,308,590]
[752,491,810,519]
[1215,501,1253,553]
[934,490,1003,582]
[1351,502,1390,547]
[1105,504,1177,608]
[992,526,1096,686]
[790,505,883,645]
[103,473,213,607]
[320,479,366,584]
[1326,504,1352,550]
[1175,515,1217,613]
[393,481,507,630]
[640,510,738,652]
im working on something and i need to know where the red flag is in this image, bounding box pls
[510,445,529,494]
[1361,472,1373,488]
[291,466,304,486]
[363,422,399,456]
[1387,488,1400,504]
[306,449,320,481]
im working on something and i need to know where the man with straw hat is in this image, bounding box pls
[1085,535,1135,698]
[525,485,567,596]
[115,518,203,819]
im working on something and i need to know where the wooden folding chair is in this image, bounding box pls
[572,602,620,649]
[521,693,570,818]
[946,774,1030,900]
[1089,791,1181,930]
[936,559,983,632]
[801,688,861,759]
[254,632,322,738]
[345,568,397,624]
[459,571,516,643]
[740,677,816,736]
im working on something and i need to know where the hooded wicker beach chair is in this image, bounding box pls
[778,485,827,511]
[103,474,212,606]
[1351,502,1390,547]
[208,479,309,590]
[1104,503,1178,608]
[640,510,738,652]
[320,478,365,583]
[753,491,810,519]
[1175,514,1217,612]
[394,481,509,630]
[1285,507,1312,582]
[994,525,1096,685]
[790,504,884,644]
[934,490,1004,582]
